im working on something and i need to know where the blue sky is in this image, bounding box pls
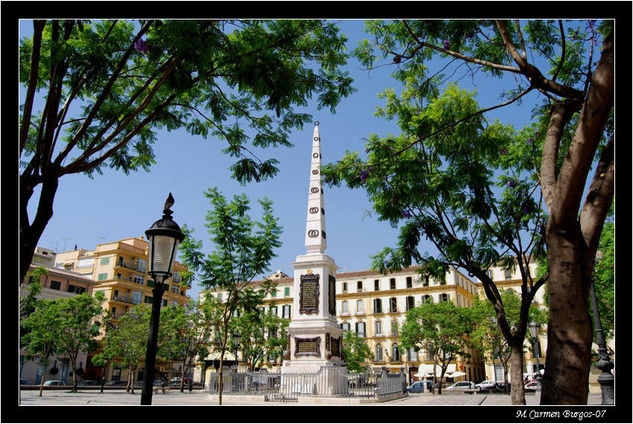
[21,20,554,299]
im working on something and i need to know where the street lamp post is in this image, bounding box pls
[140,193,185,406]
[232,332,241,367]
[589,279,614,405]
[528,321,541,376]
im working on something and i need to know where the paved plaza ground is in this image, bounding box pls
[19,388,604,407]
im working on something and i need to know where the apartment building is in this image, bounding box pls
[20,263,99,385]
[202,266,486,384]
[54,236,190,382]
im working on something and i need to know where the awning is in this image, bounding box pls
[418,364,456,376]
[448,371,466,378]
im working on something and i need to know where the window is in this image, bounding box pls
[375,344,383,361]
[77,257,94,268]
[357,281,363,292]
[406,276,413,288]
[271,305,278,316]
[389,297,397,313]
[136,258,147,272]
[171,285,179,293]
[341,322,350,331]
[391,320,398,336]
[407,348,418,362]
[162,299,167,307]
[144,296,153,304]
[97,273,108,281]
[355,322,366,337]
[282,304,291,319]
[505,269,512,280]
[50,280,61,290]
[342,282,348,292]
[67,285,86,294]
[342,301,349,314]
[425,350,434,361]
[440,278,446,285]
[440,293,450,302]
[217,293,223,302]
[375,320,382,336]
[406,296,415,311]
[422,295,432,304]
[390,278,396,290]
[271,289,277,297]
[284,287,290,297]
[111,307,116,317]
[132,291,142,305]
[100,256,110,265]
[356,299,364,314]
[374,280,380,291]
[134,274,145,285]
[373,298,382,313]
[423,276,429,287]
[392,344,401,361]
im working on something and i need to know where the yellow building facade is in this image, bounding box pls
[54,236,189,382]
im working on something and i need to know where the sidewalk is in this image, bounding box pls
[19,389,605,407]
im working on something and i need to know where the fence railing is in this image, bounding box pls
[207,366,405,399]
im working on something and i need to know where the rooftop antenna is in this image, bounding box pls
[61,237,74,252]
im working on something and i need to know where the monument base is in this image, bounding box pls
[280,361,349,396]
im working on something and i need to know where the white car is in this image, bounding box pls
[445,381,476,391]
[475,380,497,391]
[42,379,65,386]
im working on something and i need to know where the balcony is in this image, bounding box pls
[115,260,147,273]
[112,295,135,305]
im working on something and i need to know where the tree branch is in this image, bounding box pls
[20,20,46,156]
[495,20,583,100]
[552,20,566,82]
[554,32,613,224]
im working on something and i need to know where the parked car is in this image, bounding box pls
[105,380,127,386]
[20,378,30,385]
[77,380,99,386]
[406,381,426,393]
[445,381,476,391]
[42,379,65,386]
[524,380,539,392]
[475,380,497,392]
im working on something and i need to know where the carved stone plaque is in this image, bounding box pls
[328,274,336,316]
[330,336,341,358]
[312,169,319,175]
[313,153,319,158]
[309,207,319,214]
[295,336,321,358]
[310,187,319,193]
[299,273,320,314]
[308,229,319,238]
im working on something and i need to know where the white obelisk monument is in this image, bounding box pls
[280,122,347,394]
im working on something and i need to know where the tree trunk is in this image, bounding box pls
[180,359,186,392]
[509,341,526,405]
[39,366,47,397]
[70,356,78,392]
[20,174,59,283]
[540,224,593,404]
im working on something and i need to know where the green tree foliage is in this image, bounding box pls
[470,290,548,392]
[21,299,61,396]
[100,304,151,393]
[229,304,289,371]
[342,330,374,372]
[325,19,614,404]
[54,292,105,391]
[19,19,354,283]
[178,187,282,404]
[20,266,47,318]
[400,300,474,394]
[159,299,216,392]
[592,221,614,342]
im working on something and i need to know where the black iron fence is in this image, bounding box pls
[207,366,406,399]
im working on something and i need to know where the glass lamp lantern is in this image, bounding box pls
[145,194,185,280]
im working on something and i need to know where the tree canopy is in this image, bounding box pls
[19,19,354,283]
[324,18,614,405]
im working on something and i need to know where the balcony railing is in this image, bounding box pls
[116,260,147,273]
[112,295,135,305]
